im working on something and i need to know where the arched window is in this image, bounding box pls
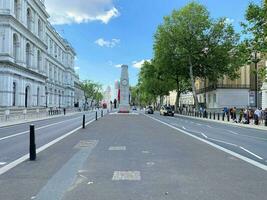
[14,0,20,20]
[27,8,32,31]
[37,50,41,71]
[12,82,16,106]
[26,43,31,67]
[38,19,42,38]
[13,34,19,62]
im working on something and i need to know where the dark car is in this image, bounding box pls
[145,106,154,114]
[160,106,174,116]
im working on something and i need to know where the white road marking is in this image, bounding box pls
[112,171,141,181]
[0,162,7,165]
[142,150,150,154]
[206,125,212,128]
[0,119,96,176]
[207,138,238,147]
[146,162,155,166]
[108,146,126,151]
[239,146,263,160]
[87,181,94,185]
[201,133,208,139]
[182,126,186,130]
[0,115,84,142]
[145,114,267,171]
[227,130,239,135]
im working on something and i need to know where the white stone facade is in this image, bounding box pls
[0,0,77,108]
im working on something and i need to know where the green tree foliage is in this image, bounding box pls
[137,61,172,107]
[80,80,103,106]
[242,0,267,82]
[153,2,245,109]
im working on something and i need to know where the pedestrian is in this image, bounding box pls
[254,108,262,125]
[239,108,244,123]
[232,107,237,123]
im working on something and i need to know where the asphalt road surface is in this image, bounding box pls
[0,110,101,169]
[0,112,266,200]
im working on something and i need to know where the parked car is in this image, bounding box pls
[160,106,174,116]
[145,106,154,114]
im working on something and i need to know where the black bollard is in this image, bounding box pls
[83,114,85,129]
[96,111,98,121]
[101,110,103,117]
[209,112,212,119]
[29,125,36,161]
[222,113,225,121]
[64,108,66,115]
[265,114,267,126]
[217,113,220,120]
[213,112,216,120]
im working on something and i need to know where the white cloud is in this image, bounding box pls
[225,18,234,25]
[95,38,120,48]
[45,0,119,25]
[132,59,150,69]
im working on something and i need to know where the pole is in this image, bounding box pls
[29,125,36,161]
[255,52,258,108]
[96,111,98,121]
[101,110,103,117]
[83,114,85,129]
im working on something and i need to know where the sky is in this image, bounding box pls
[45,0,262,89]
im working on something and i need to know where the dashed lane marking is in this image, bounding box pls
[145,114,267,171]
[0,162,7,166]
[239,146,263,160]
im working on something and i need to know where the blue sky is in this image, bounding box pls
[46,0,262,88]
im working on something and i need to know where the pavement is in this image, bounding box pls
[176,113,267,131]
[0,111,266,200]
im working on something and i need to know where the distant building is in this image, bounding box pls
[0,0,82,108]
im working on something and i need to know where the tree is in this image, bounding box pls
[155,2,244,109]
[80,80,103,108]
[138,61,172,107]
[154,19,191,110]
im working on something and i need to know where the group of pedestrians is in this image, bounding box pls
[223,107,267,125]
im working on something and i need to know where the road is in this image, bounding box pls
[0,110,102,168]
[0,112,266,200]
[149,112,267,166]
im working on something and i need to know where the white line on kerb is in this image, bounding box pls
[145,114,267,171]
[0,119,96,176]
[0,162,7,165]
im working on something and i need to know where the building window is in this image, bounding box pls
[12,82,16,106]
[37,87,40,106]
[26,43,31,67]
[37,50,41,71]
[38,19,42,38]
[13,33,19,62]
[25,86,30,108]
[27,8,32,31]
[14,0,20,20]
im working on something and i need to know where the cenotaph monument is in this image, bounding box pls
[118,65,130,113]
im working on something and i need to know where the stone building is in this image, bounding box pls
[0,0,79,108]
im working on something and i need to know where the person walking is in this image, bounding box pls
[239,108,244,123]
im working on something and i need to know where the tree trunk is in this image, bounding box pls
[189,56,199,110]
[175,80,180,112]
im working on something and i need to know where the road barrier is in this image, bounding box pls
[29,125,36,161]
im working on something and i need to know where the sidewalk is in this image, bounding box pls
[0,111,82,128]
[175,113,267,131]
